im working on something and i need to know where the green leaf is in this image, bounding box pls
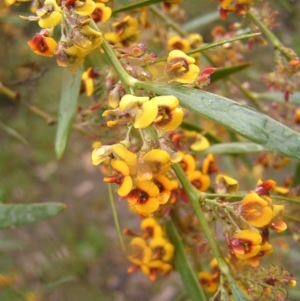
[210,63,252,83]
[201,142,266,155]
[0,203,66,229]
[292,163,300,187]
[135,81,300,161]
[55,68,82,159]
[167,221,207,301]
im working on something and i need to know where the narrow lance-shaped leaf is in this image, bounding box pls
[55,67,82,159]
[210,63,252,83]
[167,221,207,301]
[0,203,66,229]
[134,81,300,161]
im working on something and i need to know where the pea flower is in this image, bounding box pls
[28,31,57,57]
[91,3,112,23]
[165,50,200,84]
[241,192,273,228]
[103,159,133,197]
[35,0,62,28]
[71,25,103,53]
[127,180,160,214]
[65,0,96,16]
[151,95,184,132]
[230,229,262,260]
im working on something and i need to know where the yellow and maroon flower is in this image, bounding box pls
[104,94,158,129]
[72,25,103,53]
[137,149,171,181]
[127,237,153,276]
[151,95,183,132]
[36,0,62,28]
[65,0,96,16]
[198,258,220,293]
[105,16,140,46]
[184,131,210,151]
[178,151,196,175]
[28,31,57,57]
[215,174,239,193]
[188,170,211,192]
[153,175,173,205]
[91,3,112,23]
[269,204,287,233]
[103,159,133,197]
[149,236,175,262]
[167,35,190,52]
[127,180,160,214]
[241,192,273,228]
[165,50,200,84]
[230,229,262,260]
[140,217,163,238]
[111,144,137,176]
[56,42,86,72]
[82,67,101,96]
[202,153,218,174]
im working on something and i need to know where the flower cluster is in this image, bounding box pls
[126,217,174,281]
[227,180,287,267]
[20,0,112,71]
[92,94,184,214]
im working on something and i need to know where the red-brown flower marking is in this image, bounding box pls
[230,229,262,260]
[28,33,57,57]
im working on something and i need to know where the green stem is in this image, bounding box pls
[246,10,294,60]
[108,181,125,251]
[173,166,229,273]
[173,163,249,299]
[101,38,137,92]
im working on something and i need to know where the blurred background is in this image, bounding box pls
[1,0,300,300]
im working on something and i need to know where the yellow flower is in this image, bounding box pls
[103,159,133,197]
[72,25,103,53]
[151,95,183,132]
[66,0,96,16]
[198,271,219,293]
[127,237,153,276]
[241,192,273,228]
[183,130,210,151]
[91,144,113,165]
[188,170,211,192]
[153,175,173,204]
[105,94,158,129]
[36,0,62,28]
[165,49,200,84]
[215,174,239,193]
[202,153,219,174]
[91,3,112,23]
[137,149,171,181]
[167,35,190,52]
[56,42,86,72]
[28,32,57,57]
[149,236,174,261]
[81,67,101,96]
[111,144,137,176]
[230,229,262,260]
[127,180,160,214]
[140,217,163,237]
[178,151,196,175]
